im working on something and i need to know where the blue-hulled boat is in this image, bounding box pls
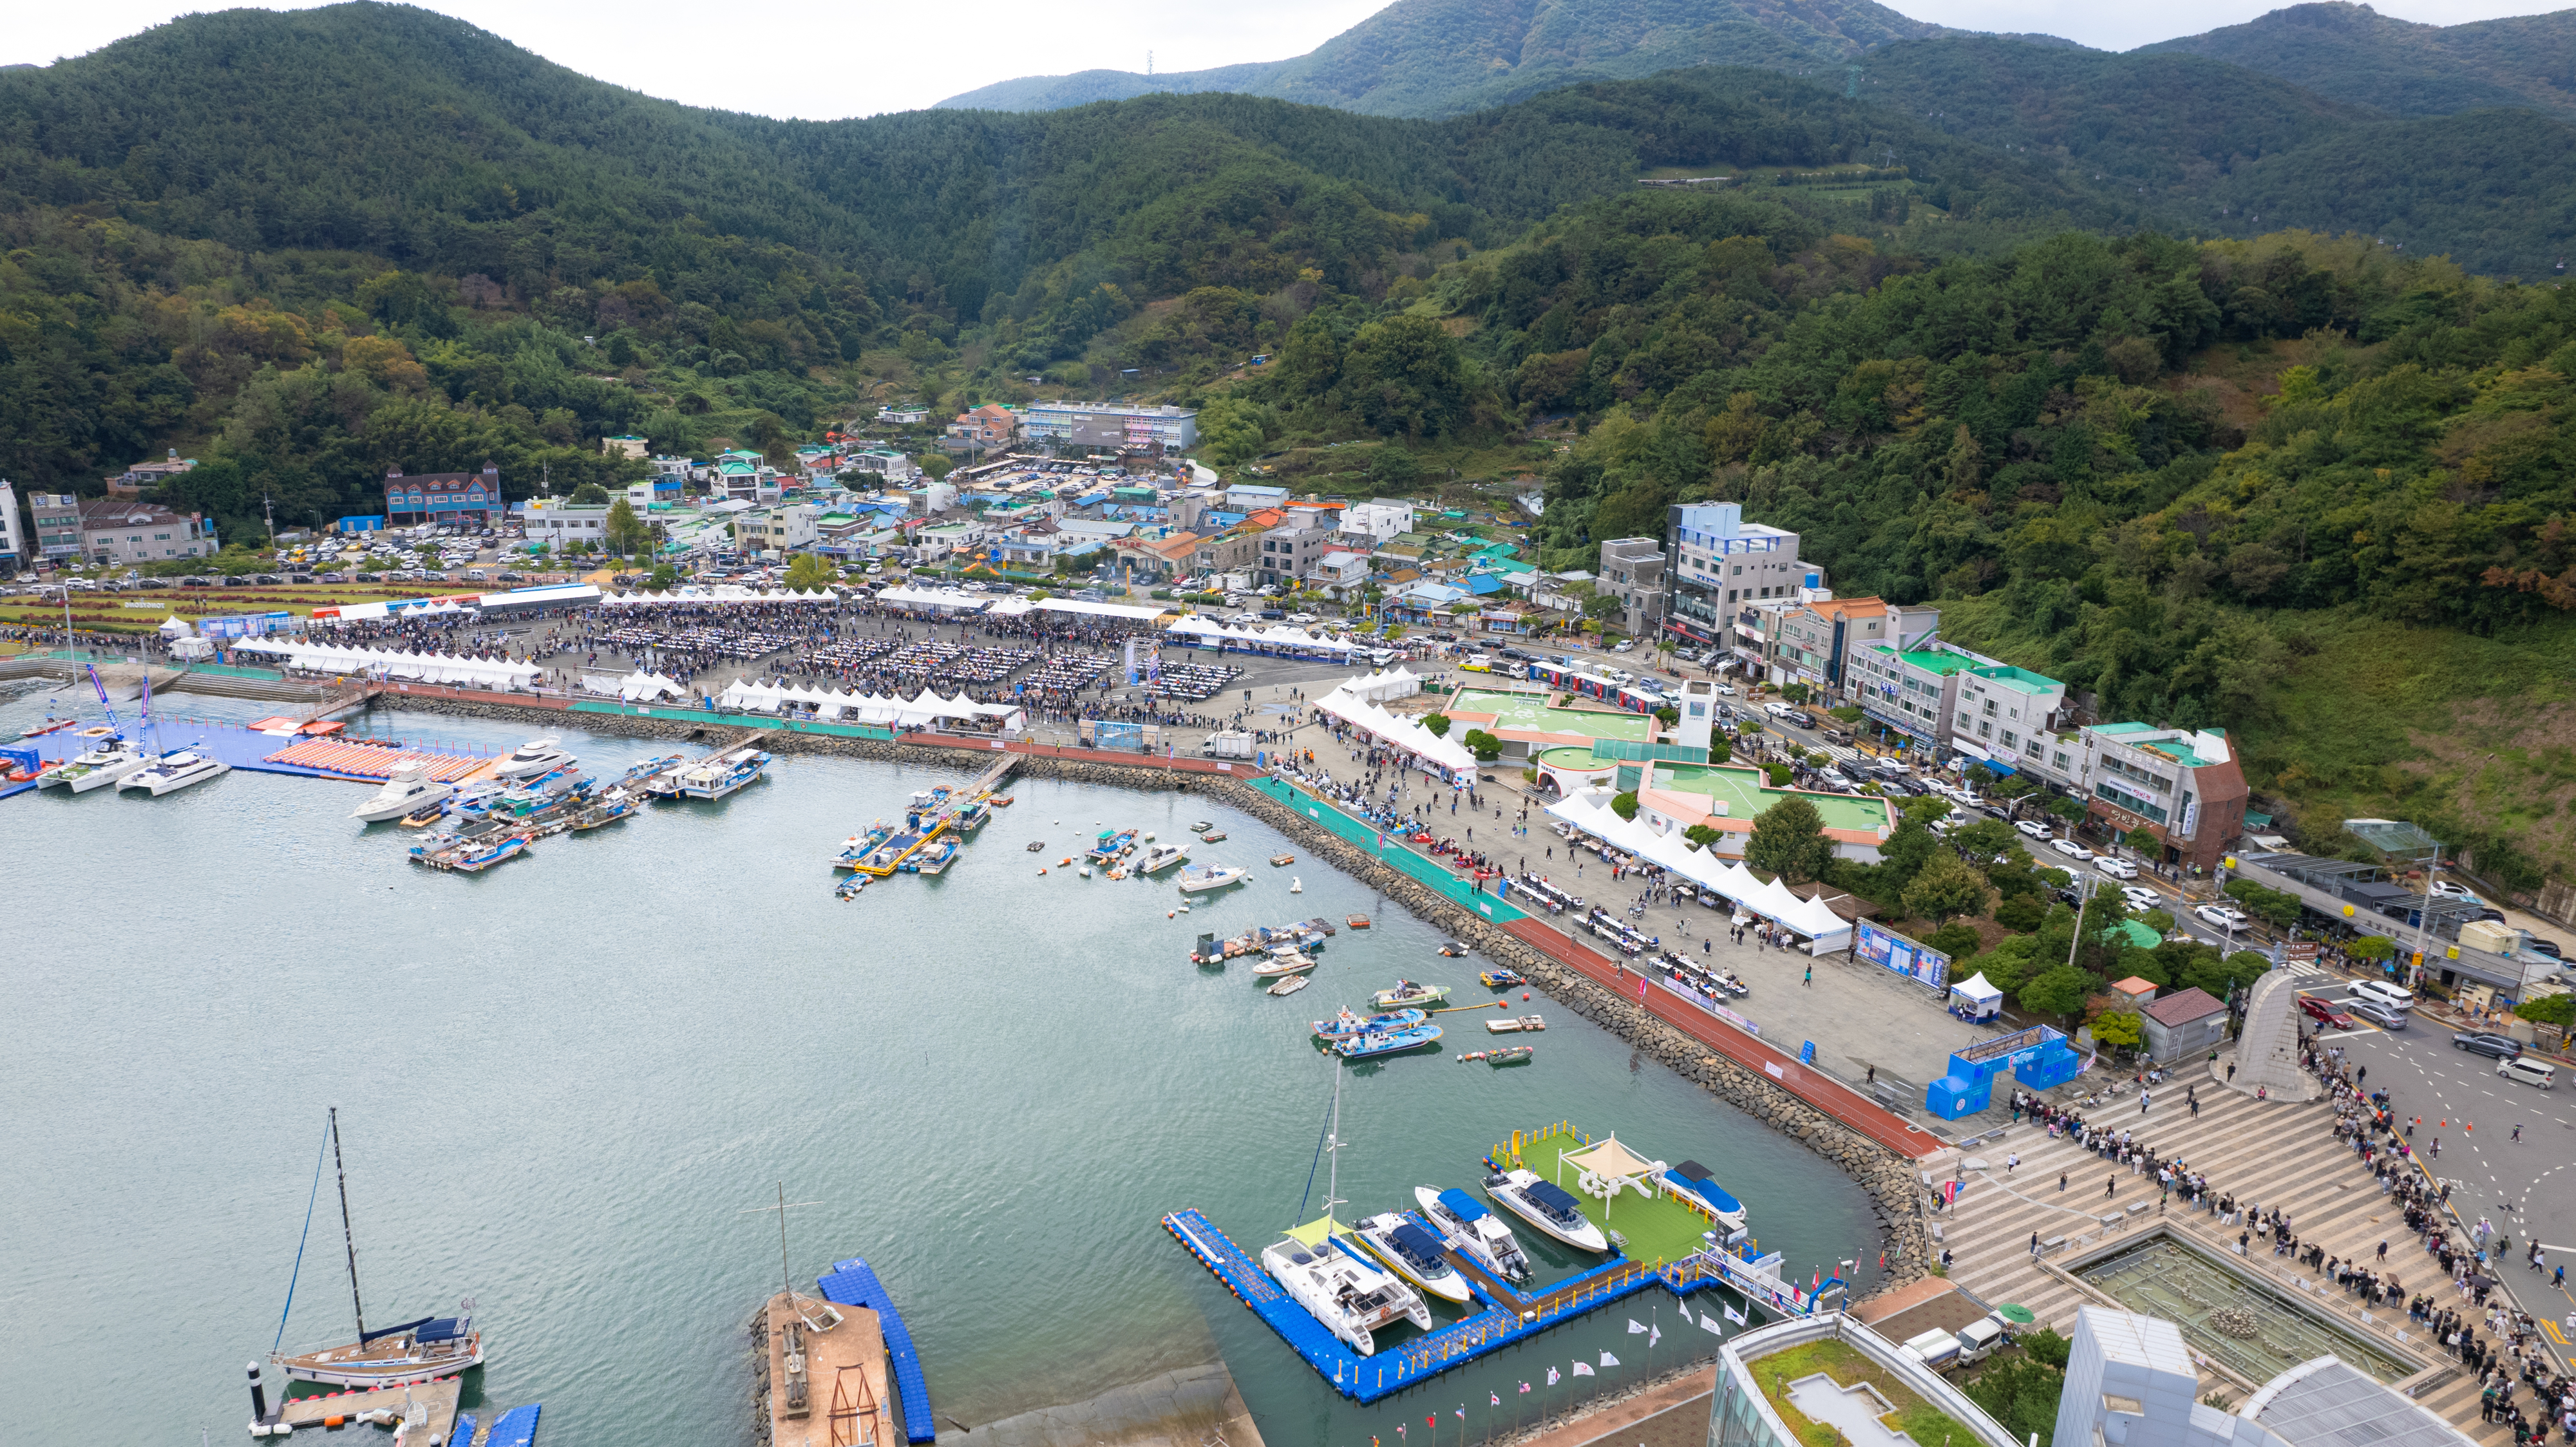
[1311,1007,1427,1041]
[1334,1023,1442,1060]
[1662,1159,1748,1231]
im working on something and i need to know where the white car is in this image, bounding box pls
[2050,838,2095,862]
[2195,904,2251,931]
[2014,820,2050,841]
[1612,641,1635,652]
[2094,856,2139,880]
[2429,881,2485,905]
[2121,885,2163,910]
[2348,979,2414,1011]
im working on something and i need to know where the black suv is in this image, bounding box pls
[2453,1032,2523,1060]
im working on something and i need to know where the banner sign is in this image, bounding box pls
[1854,920,1950,990]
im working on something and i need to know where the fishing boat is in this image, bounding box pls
[1351,1213,1473,1304]
[1251,948,1318,979]
[39,736,149,793]
[1258,1067,1432,1355]
[1334,1022,1442,1060]
[1084,828,1138,864]
[952,797,992,835]
[835,823,900,869]
[1269,853,1296,867]
[1176,864,1248,894]
[1347,915,1370,930]
[1479,968,1527,988]
[493,737,576,780]
[268,1109,486,1388]
[1266,973,1312,997]
[1413,1186,1532,1283]
[409,828,531,873]
[835,875,867,900]
[558,794,636,834]
[1133,841,1189,875]
[119,748,230,796]
[672,746,770,800]
[1484,1015,1547,1034]
[1482,1168,1609,1252]
[1312,1007,1428,1042]
[350,762,455,822]
[904,837,961,875]
[1189,820,1212,832]
[1368,979,1449,1010]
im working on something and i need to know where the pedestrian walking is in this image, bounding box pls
[2006,1153,2020,1175]
[1803,965,1812,988]
[2059,1171,2068,1193]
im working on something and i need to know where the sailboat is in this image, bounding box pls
[1256,1062,1431,1355]
[268,1109,486,1388]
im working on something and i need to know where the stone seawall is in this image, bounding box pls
[379,695,1933,1286]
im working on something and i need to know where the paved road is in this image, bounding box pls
[2313,994,2576,1343]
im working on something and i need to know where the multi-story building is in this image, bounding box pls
[943,404,1019,454]
[1256,524,1327,586]
[744,503,819,554]
[522,498,611,552]
[1662,502,1814,650]
[1709,1313,2018,1447]
[1849,644,2067,766]
[1949,664,2067,773]
[0,480,21,574]
[1848,643,1976,755]
[105,449,196,497]
[2078,723,2249,875]
[1021,402,1197,454]
[383,464,500,527]
[1763,598,1936,695]
[1191,528,1261,579]
[1338,500,1416,545]
[30,493,85,563]
[1597,538,1665,636]
[69,498,219,565]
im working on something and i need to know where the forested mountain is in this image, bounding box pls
[2143,2,2576,118]
[936,0,2002,118]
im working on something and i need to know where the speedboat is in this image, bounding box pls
[1266,973,1311,997]
[493,738,576,780]
[1663,1160,1748,1231]
[39,736,149,793]
[1335,1023,1441,1060]
[1352,1213,1473,1304]
[1312,1007,1427,1041]
[352,763,453,822]
[1482,1168,1609,1253]
[1479,968,1526,988]
[1135,841,1189,875]
[1176,863,1248,894]
[119,749,230,796]
[1414,1186,1532,1283]
[1369,980,1450,1010]
[1252,947,1318,979]
[1258,1225,1431,1355]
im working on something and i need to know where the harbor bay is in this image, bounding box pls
[0,688,1877,1446]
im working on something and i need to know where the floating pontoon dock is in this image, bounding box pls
[817,1256,936,1444]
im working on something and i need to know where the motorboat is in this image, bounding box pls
[39,736,149,793]
[493,738,576,780]
[118,749,230,796]
[1479,968,1527,988]
[672,746,770,800]
[1266,973,1312,997]
[1467,1045,1535,1066]
[1482,1168,1609,1253]
[1335,1023,1441,1060]
[1312,1007,1427,1041]
[1176,864,1248,894]
[351,763,454,822]
[1351,1213,1473,1304]
[1368,980,1450,1010]
[904,837,961,875]
[1251,948,1318,979]
[1662,1160,1748,1231]
[1258,1227,1430,1356]
[1134,842,1189,875]
[408,823,532,873]
[1414,1186,1532,1283]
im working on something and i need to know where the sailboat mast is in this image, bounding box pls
[1322,1060,1345,1224]
[329,1107,366,1339]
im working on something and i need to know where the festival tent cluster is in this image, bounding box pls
[599,587,840,607]
[1544,788,1850,950]
[230,640,546,691]
[713,680,1025,730]
[1312,680,1477,777]
[1163,616,1357,655]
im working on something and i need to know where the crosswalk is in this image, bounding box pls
[1937,1074,2519,1441]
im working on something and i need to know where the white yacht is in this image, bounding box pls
[119,749,231,797]
[493,738,576,780]
[1352,1212,1473,1304]
[39,737,150,793]
[1258,1225,1432,1354]
[1134,841,1189,875]
[1414,1186,1533,1283]
[1482,1168,1609,1253]
[351,763,455,822]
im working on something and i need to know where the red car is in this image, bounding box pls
[2300,996,2356,1029]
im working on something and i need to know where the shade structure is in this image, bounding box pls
[231,640,544,692]
[1312,683,1475,777]
[599,586,841,607]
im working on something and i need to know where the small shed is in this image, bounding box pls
[2108,976,2160,1010]
[2141,986,2230,1063]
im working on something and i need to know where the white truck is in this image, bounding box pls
[1899,1311,2015,1370]
[1201,731,1256,759]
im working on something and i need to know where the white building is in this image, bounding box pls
[1338,500,1416,545]
[1022,401,1198,453]
[522,498,612,551]
[0,480,21,574]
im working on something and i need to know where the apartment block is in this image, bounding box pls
[1021,402,1197,453]
[1597,537,1665,636]
[1663,502,1815,650]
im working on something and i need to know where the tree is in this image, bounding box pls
[1339,315,1469,437]
[605,497,650,556]
[2092,1010,2145,1054]
[2349,936,2398,963]
[1423,712,1452,737]
[1747,796,1832,885]
[1880,818,1938,892]
[2123,827,2161,855]
[1927,921,1981,958]
[2046,795,2086,824]
[1683,823,1723,851]
[1372,445,1423,491]
[1951,817,2018,863]
[1461,728,1501,761]
[917,453,955,480]
[1995,893,2047,932]
[1903,850,1990,924]
[646,563,677,590]
[1763,761,1794,787]
[784,553,835,591]
[2020,965,2098,1023]
[2517,993,2575,1026]
[570,481,611,504]
[1611,790,1639,820]
[1780,682,1810,705]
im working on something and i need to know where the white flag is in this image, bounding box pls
[1600,1351,1620,1367]
[1571,1362,1595,1377]
[1651,1325,1662,1345]
[1700,1312,1724,1334]
[1627,1319,1648,1334]
[1724,1302,1747,1325]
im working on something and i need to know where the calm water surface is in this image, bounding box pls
[0,688,1874,1446]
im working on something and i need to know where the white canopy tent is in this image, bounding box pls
[714,677,1023,731]
[872,585,990,612]
[620,672,687,703]
[1544,791,1852,951]
[1313,683,1475,777]
[231,640,545,692]
[1338,667,1421,705]
[1035,597,1168,623]
[1949,972,2003,1022]
[1166,616,1358,655]
[599,586,840,608]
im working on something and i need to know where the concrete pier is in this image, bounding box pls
[762,1291,891,1447]
[268,1374,460,1441]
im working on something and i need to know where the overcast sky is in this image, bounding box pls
[6,0,2564,118]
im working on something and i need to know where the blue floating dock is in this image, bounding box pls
[444,1412,477,1447]
[1164,1208,1781,1404]
[818,1256,936,1444]
[486,1403,540,1447]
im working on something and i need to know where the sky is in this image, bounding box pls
[4,0,2564,118]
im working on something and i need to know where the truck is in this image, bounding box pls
[1201,731,1256,759]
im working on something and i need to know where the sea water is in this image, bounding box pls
[0,688,1875,1445]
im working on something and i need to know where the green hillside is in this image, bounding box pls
[2143,1,2576,118]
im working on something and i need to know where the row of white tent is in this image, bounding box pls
[583,671,688,702]
[231,641,546,691]
[1339,666,1422,704]
[1164,616,1357,654]
[713,680,1025,730]
[1312,680,1477,777]
[1546,788,1852,952]
[600,587,840,608]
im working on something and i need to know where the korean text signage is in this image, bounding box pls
[1854,920,1950,990]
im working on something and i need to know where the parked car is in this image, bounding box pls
[2051,838,2095,862]
[2345,1001,2409,1030]
[2299,997,2356,1029]
[2429,880,2483,903]
[2453,1032,2523,1060]
[2014,820,2051,841]
[2120,885,2162,910]
[2095,857,2139,880]
[2347,979,2414,1011]
[2193,903,2251,931]
[2526,938,2564,961]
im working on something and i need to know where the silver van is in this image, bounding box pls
[2499,1057,2557,1090]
